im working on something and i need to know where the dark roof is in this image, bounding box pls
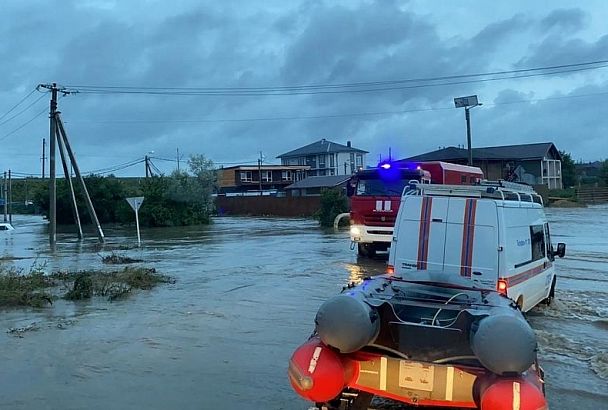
[277,139,367,158]
[285,175,350,189]
[402,142,561,162]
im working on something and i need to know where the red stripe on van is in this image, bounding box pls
[460,199,477,277]
[417,196,433,270]
[503,262,552,287]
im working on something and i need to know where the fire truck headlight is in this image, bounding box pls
[350,226,361,236]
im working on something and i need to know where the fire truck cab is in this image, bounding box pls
[348,161,483,257]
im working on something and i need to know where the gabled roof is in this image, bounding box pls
[402,142,561,162]
[277,139,368,158]
[285,175,350,190]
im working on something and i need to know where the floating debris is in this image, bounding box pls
[7,322,40,337]
[100,252,144,265]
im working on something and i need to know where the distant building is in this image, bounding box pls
[402,142,563,189]
[217,164,310,194]
[285,175,351,197]
[277,138,368,177]
[575,161,604,184]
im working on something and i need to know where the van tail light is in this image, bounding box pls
[386,265,395,275]
[497,279,508,295]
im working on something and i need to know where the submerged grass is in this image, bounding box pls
[0,265,54,308]
[0,265,174,308]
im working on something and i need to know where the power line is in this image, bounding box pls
[65,59,608,95]
[0,88,37,121]
[0,105,48,143]
[67,89,608,125]
[0,93,47,126]
[82,157,145,175]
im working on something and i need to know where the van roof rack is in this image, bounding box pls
[406,180,543,206]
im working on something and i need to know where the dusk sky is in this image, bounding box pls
[1,0,607,176]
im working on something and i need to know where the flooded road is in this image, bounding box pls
[1,206,607,410]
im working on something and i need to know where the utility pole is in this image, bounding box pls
[176,148,180,172]
[145,155,150,177]
[57,128,83,239]
[56,115,104,242]
[2,171,6,222]
[41,138,46,178]
[258,151,263,194]
[8,170,12,224]
[48,83,58,248]
[454,95,482,166]
[39,82,104,246]
[465,108,472,166]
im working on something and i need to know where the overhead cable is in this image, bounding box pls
[0,88,37,121]
[62,59,608,96]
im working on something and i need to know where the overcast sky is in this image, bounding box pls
[1,0,607,176]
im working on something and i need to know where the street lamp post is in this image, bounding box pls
[454,95,482,166]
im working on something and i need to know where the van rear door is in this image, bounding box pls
[443,198,499,289]
[392,196,448,272]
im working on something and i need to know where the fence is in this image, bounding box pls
[215,196,321,217]
[576,186,608,204]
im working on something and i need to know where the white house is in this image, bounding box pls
[277,139,368,177]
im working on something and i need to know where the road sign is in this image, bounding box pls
[125,197,144,246]
[126,196,144,211]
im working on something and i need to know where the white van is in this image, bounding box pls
[388,181,566,312]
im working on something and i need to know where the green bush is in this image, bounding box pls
[32,154,217,227]
[317,188,348,227]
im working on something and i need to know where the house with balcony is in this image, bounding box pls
[217,164,310,194]
[277,139,368,177]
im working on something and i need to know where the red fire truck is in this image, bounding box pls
[348,161,484,257]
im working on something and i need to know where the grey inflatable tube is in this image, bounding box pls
[470,314,537,376]
[315,294,379,353]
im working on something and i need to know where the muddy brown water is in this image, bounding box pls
[0,206,606,410]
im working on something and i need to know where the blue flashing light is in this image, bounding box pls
[380,163,391,170]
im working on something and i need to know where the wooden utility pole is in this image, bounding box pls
[41,138,46,178]
[56,125,83,239]
[258,151,263,194]
[7,170,12,224]
[2,171,6,222]
[40,82,105,246]
[176,148,180,172]
[48,84,58,248]
[145,155,150,177]
[56,114,104,242]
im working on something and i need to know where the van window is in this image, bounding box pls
[530,225,546,262]
[544,223,554,262]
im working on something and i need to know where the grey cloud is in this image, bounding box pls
[541,8,587,33]
[1,0,607,176]
[517,34,608,68]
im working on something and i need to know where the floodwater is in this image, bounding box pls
[0,206,606,410]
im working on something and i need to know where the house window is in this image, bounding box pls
[329,154,335,167]
[306,155,317,168]
[282,170,292,181]
[350,153,355,173]
[240,171,253,182]
[319,155,326,169]
[356,154,363,167]
[261,170,272,182]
